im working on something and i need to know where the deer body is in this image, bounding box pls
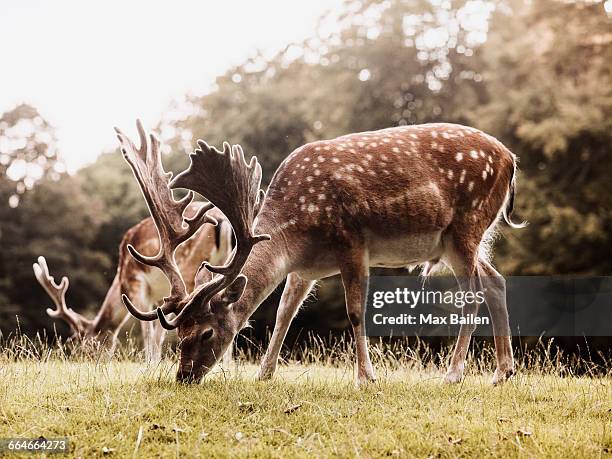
[116,121,520,386]
[235,123,517,383]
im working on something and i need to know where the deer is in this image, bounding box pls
[33,196,234,362]
[115,119,524,386]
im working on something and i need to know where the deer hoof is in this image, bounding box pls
[257,367,275,381]
[492,367,515,386]
[355,375,377,388]
[442,369,464,384]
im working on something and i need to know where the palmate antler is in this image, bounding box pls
[114,120,217,321]
[33,256,90,333]
[154,141,271,329]
[115,121,269,330]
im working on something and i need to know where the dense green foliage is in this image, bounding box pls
[0,0,610,339]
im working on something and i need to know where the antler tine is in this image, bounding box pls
[114,120,217,320]
[156,141,271,330]
[33,256,81,328]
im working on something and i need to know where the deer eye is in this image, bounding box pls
[200,329,214,342]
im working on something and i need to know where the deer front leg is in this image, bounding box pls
[151,320,167,362]
[142,321,159,363]
[339,246,376,386]
[125,277,161,363]
[258,273,315,380]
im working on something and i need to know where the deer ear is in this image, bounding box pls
[219,275,247,308]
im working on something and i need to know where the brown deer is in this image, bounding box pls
[116,120,524,385]
[34,201,233,361]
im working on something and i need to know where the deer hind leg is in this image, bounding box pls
[258,273,316,380]
[442,238,481,384]
[339,244,376,386]
[478,258,515,385]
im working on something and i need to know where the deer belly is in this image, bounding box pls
[367,230,444,268]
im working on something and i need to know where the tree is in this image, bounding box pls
[0,106,113,335]
[475,0,612,274]
[0,104,63,207]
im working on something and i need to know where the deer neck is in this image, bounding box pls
[232,212,290,328]
[91,272,121,333]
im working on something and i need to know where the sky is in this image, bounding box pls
[0,0,340,172]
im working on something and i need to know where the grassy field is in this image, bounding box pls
[0,337,610,458]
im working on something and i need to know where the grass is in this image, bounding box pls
[0,334,610,458]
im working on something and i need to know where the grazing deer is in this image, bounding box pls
[34,203,233,362]
[116,120,523,385]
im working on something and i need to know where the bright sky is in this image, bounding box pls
[0,0,340,172]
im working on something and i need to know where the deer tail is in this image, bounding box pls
[503,157,528,229]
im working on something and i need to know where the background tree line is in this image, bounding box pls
[1,0,610,350]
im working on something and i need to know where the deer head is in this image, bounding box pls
[33,256,95,338]
[115,121,269,382]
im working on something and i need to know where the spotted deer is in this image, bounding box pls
[116,120,524,385]
[34,203,233,362]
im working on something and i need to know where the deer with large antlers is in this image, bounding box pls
[117,120,523,385]
[34,186,233,361]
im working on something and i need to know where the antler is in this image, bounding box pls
[154,141,271,329]
[33,256,84,332]
[114,120,217,321]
